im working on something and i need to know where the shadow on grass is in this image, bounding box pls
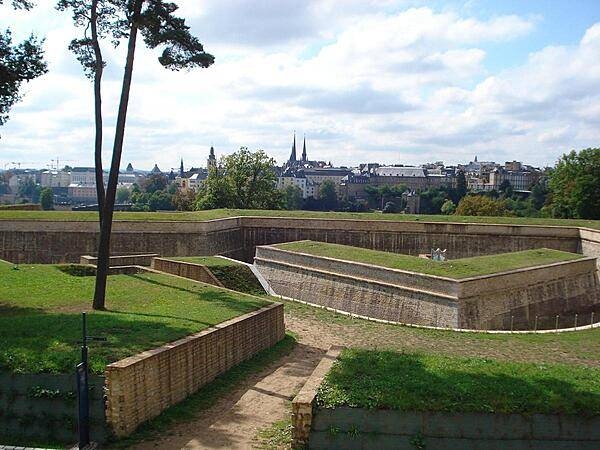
[124,273,268,313]
[318,349,600,416]
[0,302,46,317]
[105,333,298,449]
[0,311,199,374]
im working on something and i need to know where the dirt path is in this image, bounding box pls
[130,315,334,450]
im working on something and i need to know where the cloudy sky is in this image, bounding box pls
[1,0,600,171]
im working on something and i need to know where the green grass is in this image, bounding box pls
[173,256,266,296]
[1,208,600,229]
[0,263,269,374]
[316,348,600,415]
[254,417,294,450]
[275,241,583,279]
[106,333,297,449]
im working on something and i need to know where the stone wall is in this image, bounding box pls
[241,217,581,260]
[580,227,600,271]
[151,257,223,287]
[255,246,600,330]
[293,349,600,450]
[80,253,159,266]
[0,216,585,264]
[0,372,106,444]
[309,407,600,450]
[104,302,285,437]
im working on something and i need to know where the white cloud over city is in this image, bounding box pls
[1,1,599,170]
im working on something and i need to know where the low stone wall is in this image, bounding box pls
[580,227,600,272]
[293,349,600,450]
[104,302,285,437]
[151,257,223,287]
[255,245,600,330]
[0,372,106,444]
[309,408,600,450]
[80,253,159,266]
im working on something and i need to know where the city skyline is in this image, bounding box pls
[1,0,600,169]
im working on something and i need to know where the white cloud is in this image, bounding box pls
[2,2,599,170]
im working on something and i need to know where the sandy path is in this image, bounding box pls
[130,315,333,450]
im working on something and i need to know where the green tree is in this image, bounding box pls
[39,187,53,210]
[282,185,303,210]
[498,179,514,198]
[441,199,456,215]
[530,179,549,210]
[225,148,281,209]
[116,186,130,203]
[171,188,195,211]
[455,170,467,201]
[195,164,232,210]
[142,173,167,194]
[148,189,173,211]
[548,148,600,219]
[58,0,214,309]
[319,180,338,211]
[419,187,447,214]
[455,195,512,217]
[0,1,48,127]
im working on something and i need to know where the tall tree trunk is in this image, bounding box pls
[91,0,105,226]
[93,0,142,310]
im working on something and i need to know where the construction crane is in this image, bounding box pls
[51,157,75,170]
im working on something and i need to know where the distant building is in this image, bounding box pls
[41,170,71,188]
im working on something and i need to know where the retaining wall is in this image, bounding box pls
[0,372,106,444]
[255,246,600,330]
[80,253,159,266]
[293,348,600,450]
[0,217,586,264]
[104,302,285,437]
[150,258,223,287]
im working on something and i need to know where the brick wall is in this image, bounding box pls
[104,302,285,437]
[151,257,224,287]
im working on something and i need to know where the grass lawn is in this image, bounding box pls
[317,348,600,415]
[1,208,600,230]
[0,261,268,374]
[275,241,583,279]
[172,256,266,296]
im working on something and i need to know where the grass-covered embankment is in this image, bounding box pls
[317,348,600,415]
[173,256,265,296]
[0,261,268,374]
[275,241,583,279]
[1,208,600,230]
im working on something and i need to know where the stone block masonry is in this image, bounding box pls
[254,245,600,330]
[151,257,224,287]
[104,302,285,437]
[0,216,588,264]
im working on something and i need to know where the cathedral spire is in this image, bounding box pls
[302,135,307,162]
[179,158,184,177]
[289,131,297,162]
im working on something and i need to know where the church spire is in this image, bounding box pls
[302,135,307,162]
[179,158,184,177]
[289,131,297,162]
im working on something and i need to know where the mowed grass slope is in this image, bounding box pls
[0,261,268,374]
[275,241,583,279]
[172,256,266,296]
[1,208,600,230]
[317,348,600,415]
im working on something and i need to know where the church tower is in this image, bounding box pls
[289,132,297,162]
[302,135,307,162]
[207,146,217,169]
[179,158,184,177]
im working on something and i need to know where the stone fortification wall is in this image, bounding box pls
[0,218,244,263]
[241,217,580,260]
[0,216,589,264]
[105,302,284,437]
[255,246,600,330]
[255,247,459,328]
[151,257,223,287]
[580,227,600,271]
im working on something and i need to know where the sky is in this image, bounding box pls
[1,0,600,171]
